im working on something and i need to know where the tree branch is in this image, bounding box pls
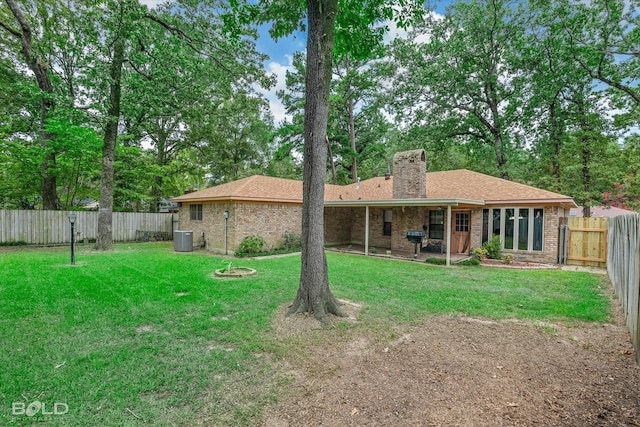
[143,13,232,73]
[129,61,152,80]
[0,19,22,38]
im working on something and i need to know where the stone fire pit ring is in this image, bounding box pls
[213,267,257,278]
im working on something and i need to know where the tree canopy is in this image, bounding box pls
[0,0,639,216]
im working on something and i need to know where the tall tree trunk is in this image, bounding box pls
[287,0,345,322]
[326,136,337,185]
[549,97,562,187]
[348,97,358,181]
[345,56,358,182]
[150,176,162,213]
[150,130,166,213]
[41,121,59,210]
[581,142,591,218]
[574,87,592,219]
[488,98,508,180]
[96,37,125,250]
[5,0,58,209]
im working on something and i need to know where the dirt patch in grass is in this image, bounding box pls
[135,324,154,333]
[264,302,640,426]
[271,299,362,337]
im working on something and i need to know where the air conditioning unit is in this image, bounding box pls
[174,230,193,252]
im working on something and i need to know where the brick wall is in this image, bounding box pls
[178,199,566,263]
[235,202,302,251]
[324,207,392,249]
[324,207,354,246]
[470,208,483,250]
[350,207,392,248]
[178,201,301,254]
[178,202,236,253]
[392,150,427,199]
[390,206,429,252]
[540,206,561,263]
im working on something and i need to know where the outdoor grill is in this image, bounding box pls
[406,230,425,259]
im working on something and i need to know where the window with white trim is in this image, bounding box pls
[190,204,203,221]
[383,209,392,236]
[429,210,444,239]
[482,207,544,251]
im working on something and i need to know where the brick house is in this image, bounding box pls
[171,149,576,264]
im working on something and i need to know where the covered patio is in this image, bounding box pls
[326,244,472,263]
[324,199,484,266]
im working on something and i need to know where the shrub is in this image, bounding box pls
[472,247,488,260]
[282,231,301,249]
[482,235,502,260]
[237,235,265,254]
[425,257,446,265]
[503,253,514,265]
[220,260,233,273]
[0,240,27,246]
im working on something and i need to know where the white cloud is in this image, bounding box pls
[381,10,443,45]
[137,0,166,9]
[259,55,297,124]
[382,19,410,44]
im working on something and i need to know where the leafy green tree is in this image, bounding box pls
[112,145,160,211]
[120,1,270,210]
[556,0,640,114]
[1,0,63,208]
[190,92,275,183]
[256,0,423,322]
[509,0,600,194]
[603,135,640,211]
[89,0,270,247]
[276,49,393,184]
[0,61,41,208]
[559,85,623,216]
[390,0,529,179]
[45,112,102,209]
[329,55,392,183]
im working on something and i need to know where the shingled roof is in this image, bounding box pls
[171,175,303,204]
[171,170,576,208]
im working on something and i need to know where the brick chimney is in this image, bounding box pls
[392,149,427,199]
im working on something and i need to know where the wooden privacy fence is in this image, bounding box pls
[607,214,640,364]
[559,217,608,268]
[0,210,177,245]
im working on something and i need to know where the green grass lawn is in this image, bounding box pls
[0,243,610,426]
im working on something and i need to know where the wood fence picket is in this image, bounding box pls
[0,210,176,244]
[607,214,640,364]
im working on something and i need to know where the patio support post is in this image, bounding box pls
[365,205,369,255]
[446,205,452,266]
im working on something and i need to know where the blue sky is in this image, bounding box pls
[254,25,307,123]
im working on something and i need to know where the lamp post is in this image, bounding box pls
[68,212,77,265]
[223,210,229,255]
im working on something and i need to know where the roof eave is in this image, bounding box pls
[485,198,578,209]
[170,196,303,204]
[323,198,485,207]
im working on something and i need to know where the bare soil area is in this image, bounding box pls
[265,300,640,427]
